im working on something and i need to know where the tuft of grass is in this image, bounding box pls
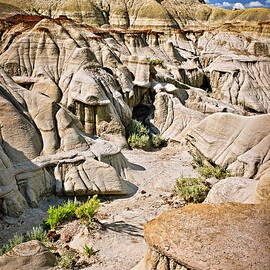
[44,199,81,230]
[175,176,210,203]
[0,226,50,256]
[56,250,75,269]
[75,195,100,225]
[84,244,94,258]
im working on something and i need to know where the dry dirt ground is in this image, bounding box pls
[0,144,198,270]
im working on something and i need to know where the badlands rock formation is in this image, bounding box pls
[0,1,269,269]
[0,0,268,234]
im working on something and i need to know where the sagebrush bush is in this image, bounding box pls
[56,250,74,269]
[190,151,231,180]
[175,176,210,203]
[26,226,48,243]
[75,195,100,225]
[0,233,24,256]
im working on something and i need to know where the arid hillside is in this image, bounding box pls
[0,2,269,270]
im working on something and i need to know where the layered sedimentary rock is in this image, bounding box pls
[0,2,269,216]
[135,203,270,270]
[186,113,270,179]
[0,240,56,270]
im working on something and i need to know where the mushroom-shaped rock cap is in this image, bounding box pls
[144,202,270,270]
[69,68,111,106]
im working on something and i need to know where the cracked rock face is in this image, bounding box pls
[0,2,269,219]
[138,203,270,270]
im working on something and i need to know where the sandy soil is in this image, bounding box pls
[0,145,197,270]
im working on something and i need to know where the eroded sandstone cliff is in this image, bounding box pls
[0,0,269,220]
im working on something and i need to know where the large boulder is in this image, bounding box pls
[0,240,56,270]
[135,203,270,270]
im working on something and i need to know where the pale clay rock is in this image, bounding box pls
[0,4,269,217]
[0,240,56,270]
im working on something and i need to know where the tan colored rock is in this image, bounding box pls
[255,169,270,203]
[205,177,258,204]
[140,203,270,270]
[0,240,56,270]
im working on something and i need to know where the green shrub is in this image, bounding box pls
[190,151,231,180]
[127,120,149,149]
[0,233,24,256]
[175,176,210,203]
[44,199,80,229]
[56,250,74,269]
[146,57,163,65]
[127,120,167,149]
[151,134,166,148]
[198,165,231,179]
[128,133,149,148]
[128,120,149,136]
[75,195,100,225]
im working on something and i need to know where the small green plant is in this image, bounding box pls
[151,134,166,148]
[175,176,210,203]
[84,244,94,258]
[146,57,163,65]
[56,250,75,269]
[102,8,109,13]
[45,199,81,229]
[127,120,149,149]
[75,195,100,225]
[190,151,231,180]
[0,233,24,256]
[91,22,99,26]
[198,165,231,180]
[128,133,149,148]
[26,226,48,243]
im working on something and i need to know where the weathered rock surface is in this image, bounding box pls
[205,177,258,204]
[255,169,270,203]
[137,202,270,270]
[0,2,269,217]
[186,113,270,179]
[0,240,56,270]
